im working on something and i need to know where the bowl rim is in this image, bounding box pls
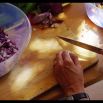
[6,3,32,34]
[85,3,103,11]
[85,3,103,28]
[0,3,32,63]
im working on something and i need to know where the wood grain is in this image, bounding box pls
[0,3,101,100]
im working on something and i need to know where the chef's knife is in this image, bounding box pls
[58,36,103,55]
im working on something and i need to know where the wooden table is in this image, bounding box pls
[0,3,103,100]
[33,3,103,100]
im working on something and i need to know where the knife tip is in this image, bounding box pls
[57,36,62,38]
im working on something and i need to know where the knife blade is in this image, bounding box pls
[57,36,103,55]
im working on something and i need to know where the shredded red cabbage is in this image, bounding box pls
[0,28,18,62]
[28,12,63,29]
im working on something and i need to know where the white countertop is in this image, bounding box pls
[85,80,103,100]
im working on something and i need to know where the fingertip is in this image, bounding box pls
[69,53,80,65]
[70,52,78,59]
[62,50,68,58]
[62,50,73,65]
[56,51,63,58]
[56,51,64,65]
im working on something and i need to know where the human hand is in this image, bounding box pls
[53,51,85,96]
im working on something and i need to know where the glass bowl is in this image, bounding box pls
[85,3,103,28]
[0,3,31,77]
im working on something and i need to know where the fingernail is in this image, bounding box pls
[63,51,69,57]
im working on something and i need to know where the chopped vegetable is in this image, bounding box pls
[12,3,63,28]
[0,27,18,62]
[29,12,63,29]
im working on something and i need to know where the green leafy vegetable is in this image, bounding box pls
[12,3,40,14]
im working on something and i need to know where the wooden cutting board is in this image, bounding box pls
[0,3,99,100]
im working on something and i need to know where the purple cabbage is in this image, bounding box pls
[0,27,18,62]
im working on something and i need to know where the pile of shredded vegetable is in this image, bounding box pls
[12,3,63,28]
[0,28,18,62]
